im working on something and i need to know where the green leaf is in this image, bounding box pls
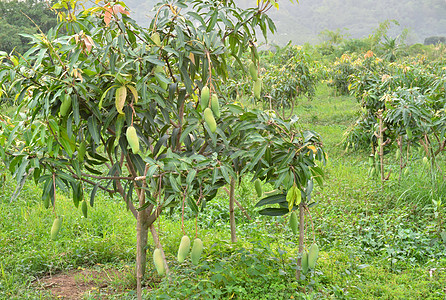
[90,183,99,207]
[127,85,138,104]
[99,84,118,109]
[287,186,301,211]
[211,167,219,185]
[153,135,169,158]
[87,116,101,146]
[258,208,289,216]
[206,11,218,32]
[15,158,29,185]
[186,169,197,185]
[220,165,231,185]
[72,181,82,208]
[187,196,199,215]
[255,193,287,207]
[169,174,181,193]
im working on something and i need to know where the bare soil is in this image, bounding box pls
[36,267,126,300]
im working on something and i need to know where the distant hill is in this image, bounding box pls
[124,0,446,45]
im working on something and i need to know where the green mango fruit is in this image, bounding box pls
[153,248,165,275]
[191,238,203,265]
[254,179,262,197]
[82,200,88,218]
[151,32,161,46]
[254,79,262,99]
[301,250,309,275]
[78,141,86,162]
[201,86,210,109]
[51,217,63,240]
[211,94,220,118]
[249,62,257,81]
[204,108,217,133]
[308,243,319,269]
[177,235,191,263]
[59,95,72,117]
[289,211,298,235]
[126,126,139,154]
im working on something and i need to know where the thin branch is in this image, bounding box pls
[223,187,252,220]
[80,173,133,181]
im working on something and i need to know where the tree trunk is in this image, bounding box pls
[223,187,252,220]
[136,210,148,300]
[229,177,237,243]
[378,113,385,184]
[296,202,305,280]
[132,162,151,300]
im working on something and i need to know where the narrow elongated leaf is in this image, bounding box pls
[258,207,289,216]
[186,169,197,185]
[169,174,181,193]
[72,181,81,208]
[90,183,99,207]
[187,196,199,215]
[255,193,286,207]
[219,165,231,185]
[15,158,29,185]
[115,86,127,114]
[153,135,169,158]
[127,85,138,104]
[87,116,101,145]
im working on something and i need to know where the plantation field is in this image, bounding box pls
[1,84,445,299]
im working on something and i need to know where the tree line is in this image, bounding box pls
[0,0,58,54]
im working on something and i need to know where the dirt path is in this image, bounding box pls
[36,268,127,299]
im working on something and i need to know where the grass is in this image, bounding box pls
[1,84,446,299]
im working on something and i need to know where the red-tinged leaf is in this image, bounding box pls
[113,4,130,16]
[104,10,112,27]
[83,35,95,53]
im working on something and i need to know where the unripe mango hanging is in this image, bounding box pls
[211,94,220,118]
[289,211,298,235]
[177,235,191,263]
[254,179,262,197]
[59,95,72,117]
[153,248,165,275]
[249,62,258,81]
[301,250,309,275]
[191,238,203,265]
[308,243,319,269]
[201,86,210,109]
[126,126,139,154]
[51,217,63,240]
[82,200,88,218]
[254,79,262,99]
[204,108,217,133]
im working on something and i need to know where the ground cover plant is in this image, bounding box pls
[1,81,446,299]
[1,1,446,299]
[0,0,325,298]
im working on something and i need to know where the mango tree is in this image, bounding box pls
[0,0,326,295]
[260,44,318,118]
[253,126,325,280]
[344,55,446,186]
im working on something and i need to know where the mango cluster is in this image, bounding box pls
[201,86,220,133]
[289,211,320,275]
[152,235,204,276]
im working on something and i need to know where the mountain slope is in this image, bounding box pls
[124,0,446,45]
